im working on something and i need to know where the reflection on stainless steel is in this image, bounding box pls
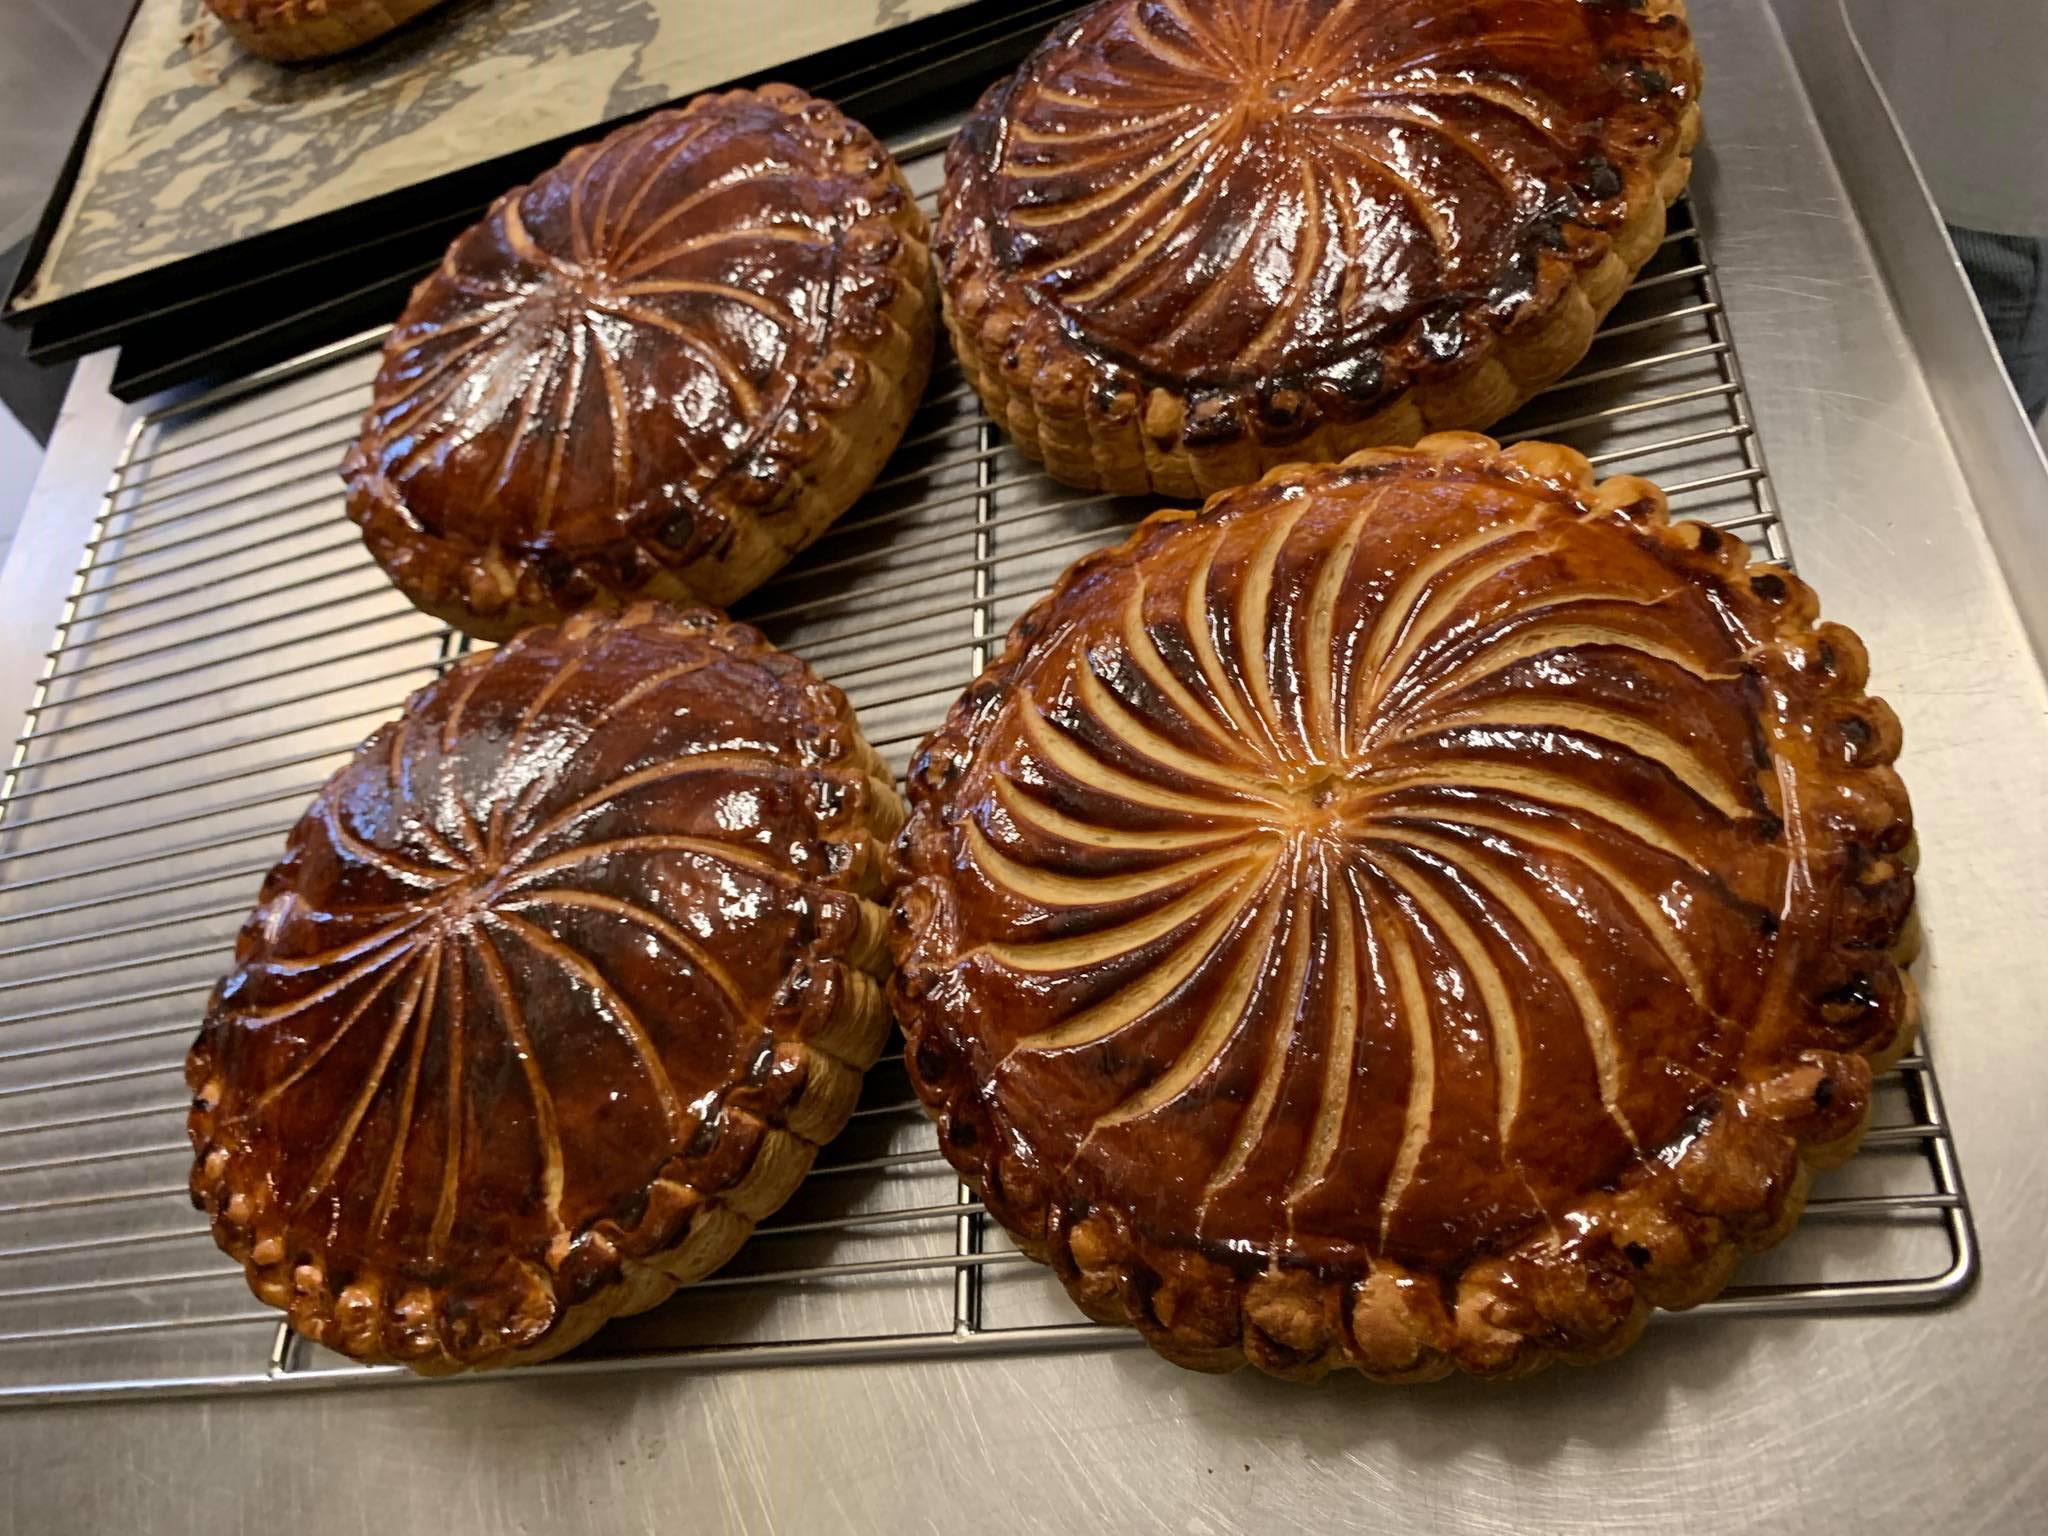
[0,0,2045,1528]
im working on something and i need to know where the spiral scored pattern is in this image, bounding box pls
[939,0,1700,495]
[345,84,932,637]
[894,436,1916,1380]
[188,606,903,1372]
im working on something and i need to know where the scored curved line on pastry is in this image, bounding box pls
[485,908,689,1139]
[367,947,441,1241]
[1072,662,1291,808]
[1005,855,1276,1057]
[247,958,411,1115]
[1402,698,1753,822]
[1376,608,1725,740]
[1360,759,1706,872]
[1236,503,1313,757]
[1366,535,1565,722]
[1119,575,1266,766]
[505,887,751,1025]
[1185,530,1276,755]
[595,115,728,257]
[531,325,587,533]
[1287,874,1361,1204]
[471,924,567,1234]
[295,949,436,1215]
[1304,501,1377,760]
[504,831,801,895]
[964,817,1259,909]
[505,658,729,824]
[242,923,431,1024]
[1206,853,1317,1197]
[1408,807,1710,1007]
[594,302,766,420]
[1350,519,1539,718]
[428,943,467,1257]
[585,318,635,507]
[610,167,810,276]
[1092,864,1288,1131]
[1365,881,1435,1244]
[1016,691,1274,823]
[1371,828,1640,1148]
[983,867,1264,975]
[1366,844,1525,1145]
[993,774,1255,854]
[252,907,435,979]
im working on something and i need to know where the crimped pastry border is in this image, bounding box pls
[186,604,908,1373]
[889,433,1918,1382]
[342,85,935,642]
[936,0,1702,499]
[205,0,453,62]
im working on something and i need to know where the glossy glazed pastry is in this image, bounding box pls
[892,435,1915,1380]
[938,0,1701,498]
[343,85,933,640]
[204,0,456,61]
[187,605,904,1372]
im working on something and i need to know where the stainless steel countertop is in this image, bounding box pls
[4,0,2045,1529]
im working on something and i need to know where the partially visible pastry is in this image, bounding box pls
[892,434,1915,1381]
[938,0,1701,498]
[344,85,933,640]
[187,605,904,1372]
[205,0,457,61]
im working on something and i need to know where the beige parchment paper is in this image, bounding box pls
[14,0,970,311]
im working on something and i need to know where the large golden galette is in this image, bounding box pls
[188,606,903,1372]
[892,435,1916,1380]
[938,0,1701,498]
[344,85,932,640]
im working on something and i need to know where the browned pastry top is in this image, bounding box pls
[344,85,914,612]
[946,0,1698,400]
[187,606,893,1363]
[893,438,1913,1371]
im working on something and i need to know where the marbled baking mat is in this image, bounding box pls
[13,0,968,311]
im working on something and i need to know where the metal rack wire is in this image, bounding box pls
[0,132,1976,1404]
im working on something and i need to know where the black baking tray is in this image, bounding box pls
[4,0,1074,402]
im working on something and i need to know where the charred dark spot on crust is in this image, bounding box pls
[687,1115,721,1157]
[1183,394,1245,446]
[1813,1077,1836,1109]
[914,1040,950,1084]
[1817,639,1839,674]
[1758,910,1781,937]
[948,1117,979,1148]
[1630,65,1671,96]
[1312,351,1386,405]
[1576,154,1623,200]
[1750,572,1789,603]
[1692,522,1723,553]
[1623,1242,1653,1267]
[1756,811,1785,843]
[1839,713,1874,752]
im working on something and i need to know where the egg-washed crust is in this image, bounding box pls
[938,0,1701,499]
[188,605,907,1373]
[204,0,455,62]
[890,434,1916,1381]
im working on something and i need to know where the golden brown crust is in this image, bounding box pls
[187,604,906,1373]
[204,0,455,61]
[937,0,1702,499]
[890,433,1914,1381]
[343,85,934,641]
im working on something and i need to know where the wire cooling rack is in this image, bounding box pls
[0,127,1976,1405]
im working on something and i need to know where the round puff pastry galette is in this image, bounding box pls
[938,0,1702,497]
[188,605,904,1372]
[204,0,457,62]
[891,434,1915,1381]
[344,85,932,640]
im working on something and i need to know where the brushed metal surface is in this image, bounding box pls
[2,0,2045,1528]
